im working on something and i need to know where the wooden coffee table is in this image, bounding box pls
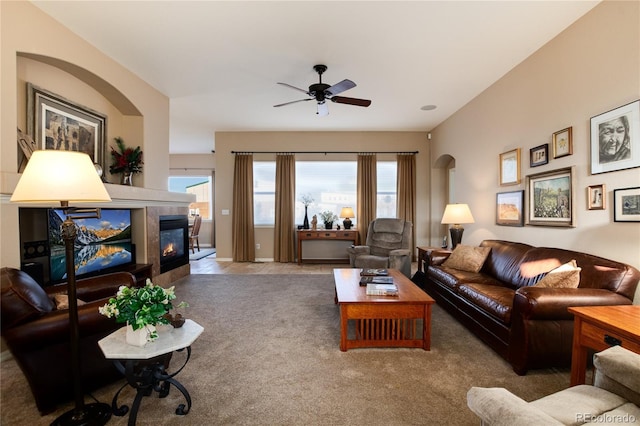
[333,268,435,351]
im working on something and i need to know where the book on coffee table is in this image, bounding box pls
[365,283,399,296]
[360,268,389,276]
[359,276,394,285]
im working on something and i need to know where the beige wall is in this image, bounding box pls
[430,1,640,300]
[1,1,171,268]
[214,132,430,260]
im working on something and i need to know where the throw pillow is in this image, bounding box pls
[53,294,87,310]
[534,259,581,288]
[442,245,491,273]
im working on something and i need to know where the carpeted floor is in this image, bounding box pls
[0,274,570,425]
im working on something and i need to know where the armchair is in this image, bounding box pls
[0,267,135,414]
[346,218,413,277]
[467,345,640,425]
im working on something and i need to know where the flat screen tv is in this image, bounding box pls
[48,208,134,283]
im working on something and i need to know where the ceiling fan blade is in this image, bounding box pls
[325,79,356,96]
[317,102,329,116]
[330,96,371,107]
[274,98,312,108]
[277,82,310,95]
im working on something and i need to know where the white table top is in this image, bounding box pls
[98,319,204,360]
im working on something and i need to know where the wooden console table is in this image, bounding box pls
[297,229,358,265]
[568,305,640,386]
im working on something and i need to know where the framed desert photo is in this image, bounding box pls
[499,148,521,186]
[613,187,640,222]
[496,190,524,226]
[27,83,106,167]
[552,127,573,159]
[529,144,548,167]
[587,184,606,210]
[526,167,575,227]
[590,100,640,174]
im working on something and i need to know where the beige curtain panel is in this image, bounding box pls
[232,153,256,262]
[397,154,417,260]
[274,153,296,262]
[357,154,377,244]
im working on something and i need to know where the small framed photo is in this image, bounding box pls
[613,187,640,222]
[496,190,524,226]
[529,144,549,167]
[526,167,575,227]
[552,127,573,159]
[587,184,606,210]
[590,100,640,174]
[499,148,521,186]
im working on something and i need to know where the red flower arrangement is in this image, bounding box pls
[109,137,143,174]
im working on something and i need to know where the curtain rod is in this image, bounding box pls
[231,151,419,155]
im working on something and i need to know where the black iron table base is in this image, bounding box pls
[111,347,192,426]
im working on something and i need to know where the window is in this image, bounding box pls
[253,162,276,226]
[253,160,397,226]
[168,176,212,220]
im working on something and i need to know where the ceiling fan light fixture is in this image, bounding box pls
[317,102,329,116]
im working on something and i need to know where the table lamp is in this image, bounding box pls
[340,207,355,229]
[11,150,112,425]
[441,203,474,249]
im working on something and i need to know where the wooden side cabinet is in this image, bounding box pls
[297,230,359,265]
[568,305,640,386]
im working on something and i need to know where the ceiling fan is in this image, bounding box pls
[274,64,371,116]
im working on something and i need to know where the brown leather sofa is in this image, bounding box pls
[1,267,136,414]
[415,240,640,375]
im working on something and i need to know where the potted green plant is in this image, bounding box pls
[99,279,185,346]
[319,210,338,229]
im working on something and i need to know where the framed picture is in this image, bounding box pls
[590,100,640,174]
[526,167,575,227]
[587,184,606,210]
[27,83,106,167]
[496,190,524,226]
[499,148,521,186]
[529,144,549,167]
[613,187,640,222]
[552,127,573,159]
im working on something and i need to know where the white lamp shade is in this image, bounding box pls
[10,150,111,203]
[340,207,355,218]
[441,203,475,225]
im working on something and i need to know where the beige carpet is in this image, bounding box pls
[0,274,570,425]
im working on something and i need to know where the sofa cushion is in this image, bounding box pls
[52,294,87,310]
[530,384,627,425]
[1,268,54,331]
[428,266,504,292]
[479,240,533,289]
[458,283,515,324]
[534,260,581,288]
[442,244,491,273]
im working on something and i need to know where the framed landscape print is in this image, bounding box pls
[526,167,575,227]
[590,100,640,174]
[587,184,606,210]
[499,148,521,186]
[27,83,106,167]
[496,190,524,226]
[552,127,573,159]
[613,187,640,222]
[529,144,548,167]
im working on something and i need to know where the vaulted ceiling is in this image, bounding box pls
[32,1,600,154]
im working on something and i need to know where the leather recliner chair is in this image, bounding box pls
[347,218,413,277]
[0,267,135,414]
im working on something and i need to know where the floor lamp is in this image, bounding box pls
[441,203,475,249]
[11,150,112,425]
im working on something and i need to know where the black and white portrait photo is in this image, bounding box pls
[591,100,640,174]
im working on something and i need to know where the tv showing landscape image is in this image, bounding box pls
[48,208,133,283]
